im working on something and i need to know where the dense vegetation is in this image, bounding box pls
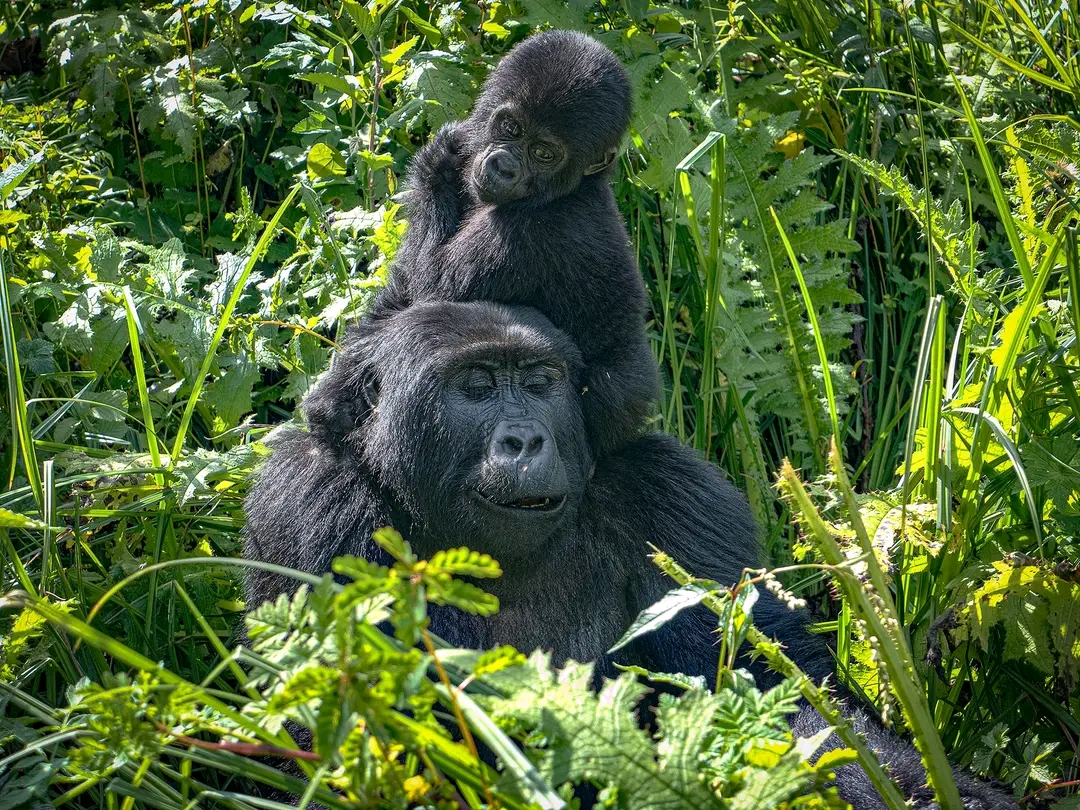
[0,0,1077,807]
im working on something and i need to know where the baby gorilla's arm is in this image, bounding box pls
[395,123,469,274]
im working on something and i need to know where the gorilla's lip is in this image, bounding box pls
[472,490,566,514]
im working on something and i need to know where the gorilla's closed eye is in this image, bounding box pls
[523,367,561,394]
[461,366,497,398]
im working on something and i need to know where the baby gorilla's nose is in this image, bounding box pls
[486,149,521,183]
[491,419,550,467]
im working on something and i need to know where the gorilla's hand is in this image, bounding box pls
[397,121,471,274]
[411,122,468,192]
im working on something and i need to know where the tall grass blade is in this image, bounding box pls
[770,206,840,445]
[0,252,42,508]
[900,296,943,501]
[170,183,301,463]
[122,286,162,473]
[950,81,1033,288]
[947,407,1044,550]
[782,452,964,810]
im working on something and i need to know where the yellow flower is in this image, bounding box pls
[403,775,430,802]
[774,130,806,159]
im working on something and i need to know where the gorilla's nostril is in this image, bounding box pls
[527,436,543,454]
[503,436,524,454]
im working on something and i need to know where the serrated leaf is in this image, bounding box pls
[16,338,55,374]
[298,72,363,100]
[145,238,194,301]
[428,547,502,579]
[372,527,412,562]
[0,150,43,200]
[402,55,475,130]
[431,579,499,616]
[204,356,260,430]
[0,508,50,530]
[89,310,129,374]
[154,73,198,160]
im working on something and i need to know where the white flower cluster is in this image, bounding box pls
[853,615,896,725]
[755,569,808,611]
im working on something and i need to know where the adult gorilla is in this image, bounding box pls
[244,301,1012,810]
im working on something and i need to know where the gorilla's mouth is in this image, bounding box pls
[474,490,566,513]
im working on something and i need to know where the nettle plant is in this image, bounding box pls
[3,529,849,809]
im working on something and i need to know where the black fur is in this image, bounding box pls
[374,30,659,458]
[244,302,1013,810]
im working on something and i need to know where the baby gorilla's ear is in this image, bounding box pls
[584,147,620,176]
[302,353,380,443]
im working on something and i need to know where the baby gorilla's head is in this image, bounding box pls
[465,30,632,206]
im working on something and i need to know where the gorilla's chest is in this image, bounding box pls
[427,570,632,665]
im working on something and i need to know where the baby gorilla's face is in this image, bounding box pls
[469,104,571,205]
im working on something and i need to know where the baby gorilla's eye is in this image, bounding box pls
[531,144,557,164]
[500,118,522,138]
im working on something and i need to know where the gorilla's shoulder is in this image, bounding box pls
[592,433,752,521]
[587,433,761,578]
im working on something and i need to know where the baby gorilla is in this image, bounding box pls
[375,29,659,458]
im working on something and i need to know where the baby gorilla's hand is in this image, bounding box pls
[412,122,467,188]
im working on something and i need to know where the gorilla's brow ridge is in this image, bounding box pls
[448,337,562,367]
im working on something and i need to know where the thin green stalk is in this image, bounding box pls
[770,206,840,445]
[1066,227,1080,346]
[170,183,301,463]
[950,74,1033,289]
[783,449,964,810]
[653,551,909,810]
[727,150,821,456]
[122,287,162,477]
[900,296,942,504]
[0,252,42,508]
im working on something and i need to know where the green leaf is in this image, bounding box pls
[16,338,55,375]
[402,55,475,130]
[0,508,50,530]
[145,238,194,302]
[430,579,499,616]
[204,356,260,430]
[608,584,709,653]
[298,72,363,101]
[400,8,441,46]
[428,547,502,579]
[154,73,198,161]
[372,527,412,562]
[306,143,348,180]
[0,150,43,201]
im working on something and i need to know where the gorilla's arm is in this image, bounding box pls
[377,123,470,314]
[590,434,1013,810]
[243,428,391,610]
[578,337,663,474]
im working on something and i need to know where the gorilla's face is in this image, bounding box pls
[317,302,592,561]
[467,104,618,208]
[464,32,631,208]
[469,107,575,206]
[448,357,572,519]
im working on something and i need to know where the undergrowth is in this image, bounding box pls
[1,0,1078,807]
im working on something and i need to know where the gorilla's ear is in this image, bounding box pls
[302,357,379,441]
[584,147,620,176]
